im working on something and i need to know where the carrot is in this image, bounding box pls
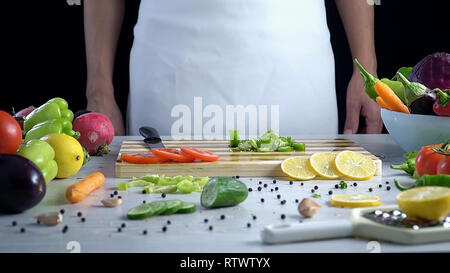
[376,96,392,110]
[66,172,105,203]
[375,81,410,114]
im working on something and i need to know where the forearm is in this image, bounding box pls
[84,0,125,95]
[335,0,377,73]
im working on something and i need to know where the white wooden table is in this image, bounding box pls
[1,134,449,253]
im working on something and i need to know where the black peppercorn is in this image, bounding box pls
[277,194,281,199]
[60,209,65,214]
[209,225,213,231]
[247,223,251,228]
[386,181,390,184]
[289,181,293,185]
[220,215,225,220]
[314,185,318,190]
[62,225,68,233]
[273,180,277,184]
[259,181,262,185]
[248,188,253,192]
[236,176,240,179]
[114,190,118,195]
[281,214,286,220]
[379,184,382,188]
[118,227,122,232]
[275,187,279,191]
[334,184,339,189]
[81,218,86,222]
[142,190,146,194]
[257,187,262,191]
[295,199,299,203]
[110,194,115,198]
[252,215,257,220]
[264,184,268,188]
[270,189,274,192]
[261,198,265,203]
[77,212,82,217]
[353,182,357,187]
[281,200,286,205]
[386,186,391,191]
[162,226,167,232]
[143,230,147,235]
[369,188,373,192]
[300,182,304,186]
[121,223,126,228]
[118,196,122,199]
[143,200,146,204]
[204,218,209,223]
[328,190,333,195]
[12,221,17,226]
[161,193,166,198]
[167,220,171,225]
[20,227,26,233]
[311,189,315,193]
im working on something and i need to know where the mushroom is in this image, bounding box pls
[101,198,123,208]
[298,198,321,218]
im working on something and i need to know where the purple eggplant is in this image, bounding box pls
[409,90,438,115]
[0,154,46,214]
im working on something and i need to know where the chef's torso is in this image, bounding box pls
[128,0,338,139]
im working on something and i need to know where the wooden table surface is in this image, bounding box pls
[1,134,449,253]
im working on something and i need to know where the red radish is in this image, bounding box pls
[14,107,35,130]
[72,112,115,156]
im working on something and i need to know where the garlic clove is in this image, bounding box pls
[298,198,321,218]
[101,198,123,208]
[36,212,63,226]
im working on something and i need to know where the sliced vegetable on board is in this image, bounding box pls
[121,152,171,164]
[151,148,196,163]
[180,147,219,162]
[66,172,105,203]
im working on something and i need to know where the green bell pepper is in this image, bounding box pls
[24,97,74,134]
[24,119,78,143]
[17,139,58,184]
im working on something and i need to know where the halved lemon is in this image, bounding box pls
[330,194,381,208]
[396,186,450,222]
[281,156,316,181]
[334,151,376,180]
[308,152,341,179]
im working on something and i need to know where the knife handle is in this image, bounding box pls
[139,127,162,144]
[261,220,353,244]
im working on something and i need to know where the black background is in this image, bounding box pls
[2,0,449,134]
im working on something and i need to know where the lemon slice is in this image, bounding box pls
[330,194,381,208]
[281,156,316,181]
[334,151,376,180]
[308,152,341,179]
[396,186,450,222]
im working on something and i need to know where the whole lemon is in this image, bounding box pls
[41,133,84,178]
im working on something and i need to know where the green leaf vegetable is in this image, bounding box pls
[229,130,305,152]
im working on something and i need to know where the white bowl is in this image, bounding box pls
[381,108,450,152]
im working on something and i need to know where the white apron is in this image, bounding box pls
[128,0,338,139]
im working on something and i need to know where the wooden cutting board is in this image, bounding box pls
[115,139,382,178]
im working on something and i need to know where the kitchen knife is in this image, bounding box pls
[261,205,450,245]
[139,126,165,149]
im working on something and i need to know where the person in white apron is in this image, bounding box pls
[84,0,382,138]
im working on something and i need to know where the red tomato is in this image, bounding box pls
[180,147,219,162]
[121,152,171,164]
[416,143,448,176]
[151,148,196,163]
[0,110,22,154]
[437,156,450,175]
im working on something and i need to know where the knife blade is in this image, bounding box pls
[139,126,165,150]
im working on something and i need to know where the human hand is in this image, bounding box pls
[343,71,383,134]
[86,80,125,136]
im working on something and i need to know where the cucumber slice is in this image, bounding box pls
[127,203,156,220]
[150,201,168,215]
[176,202,197,214]
[161,200,183,215]
[201,177,248,209]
